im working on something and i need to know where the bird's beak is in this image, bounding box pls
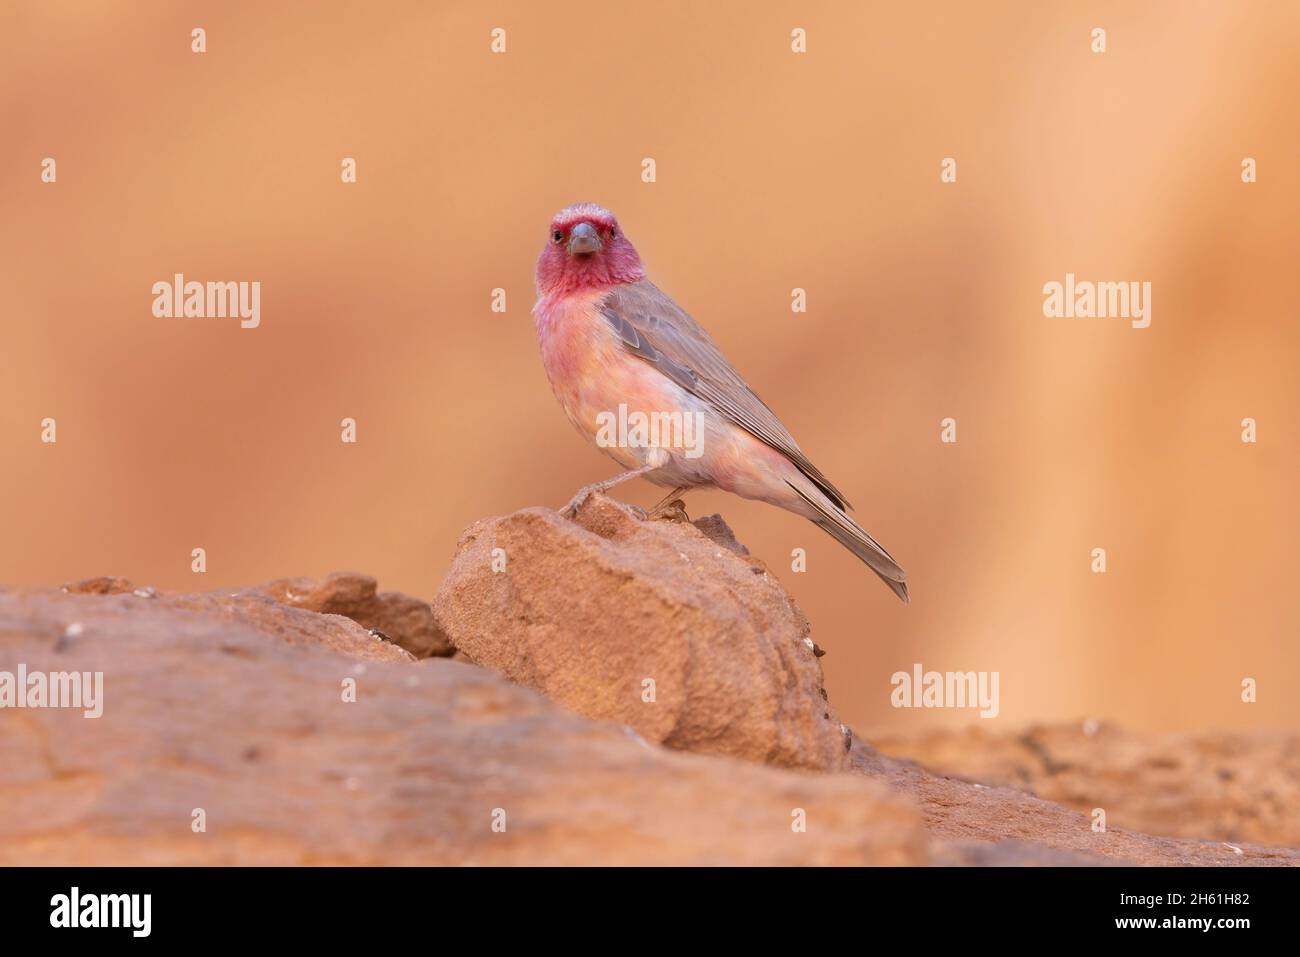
[568,222,603,256]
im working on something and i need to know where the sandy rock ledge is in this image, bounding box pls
[1,498,1296,865]
[0,584,918,865]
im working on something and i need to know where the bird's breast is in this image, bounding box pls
[534,288,705,477]
[534,290,627,438]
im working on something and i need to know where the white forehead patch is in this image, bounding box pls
[552,202,616,226]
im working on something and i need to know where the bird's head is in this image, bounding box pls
[536,203,645,295]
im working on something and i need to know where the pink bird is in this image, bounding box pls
[532,203,908,602]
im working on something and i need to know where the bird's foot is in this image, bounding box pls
[558,464,659,520]
[559,487,596,520]
[646,487,690,523]
[649,498,690,523]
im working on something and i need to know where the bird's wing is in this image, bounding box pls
[600,279,851,510]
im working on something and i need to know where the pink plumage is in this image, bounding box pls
[533,203,908,602]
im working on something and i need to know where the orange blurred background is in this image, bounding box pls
[2,1,1296,736]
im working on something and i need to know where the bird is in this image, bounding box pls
[532,202,908,602]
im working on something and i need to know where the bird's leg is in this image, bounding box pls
[560,464,658,518]
[647,486,690,522]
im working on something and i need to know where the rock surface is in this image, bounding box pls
[0,586,921,865]
[244,571,453,659]
[432,495,850,771]
[62,572,449,660]
[855,743,1298,865]
[56,577,412,663]
[870,723,1300,848]
[2,507,1296,866]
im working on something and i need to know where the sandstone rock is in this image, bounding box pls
[10,509,1300,866]
[868,722,1300,848]
[23,583,410,664]
[245,571,453,658]
[62,576,136,595]
[432,494,850,771]
[4,567,1297,865]
[852,741,1300,866]
[0,586,923,865]
[57,572,448,660]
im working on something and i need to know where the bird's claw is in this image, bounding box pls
[648,498,690,523]
[559,490,590,520]
[558,465,660,520]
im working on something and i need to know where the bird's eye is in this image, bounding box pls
[552,229,564,243]
[608,228,617,240]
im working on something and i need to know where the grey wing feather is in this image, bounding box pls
[600,280,851,510]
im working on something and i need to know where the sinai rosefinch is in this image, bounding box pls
[533,203,908,602]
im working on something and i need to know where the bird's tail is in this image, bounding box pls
[787,481,909,603]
